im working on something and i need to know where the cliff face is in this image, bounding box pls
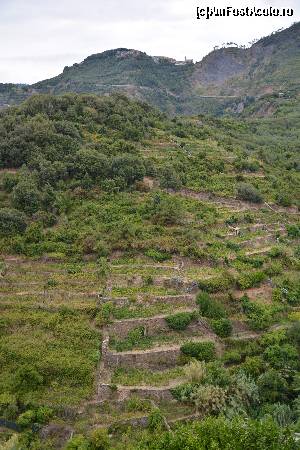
[1,22,299,115]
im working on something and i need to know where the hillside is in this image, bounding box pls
[1,22,299,116]
[0,93,299,448]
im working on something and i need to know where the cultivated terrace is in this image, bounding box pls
[0,93,299,449]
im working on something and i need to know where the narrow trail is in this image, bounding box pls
[167,188,298,215]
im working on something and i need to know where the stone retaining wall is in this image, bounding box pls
[100,294,196,308]
[103,343,182,371]
[97,383,174,403]
[102,337,218,371]
[108,313,199,339]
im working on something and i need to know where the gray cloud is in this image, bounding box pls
[0,0,298,83]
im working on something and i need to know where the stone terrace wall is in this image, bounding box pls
[97,383,174,403]
[103,345,182,371]
[102,338,218,371]
[108,313,199,339]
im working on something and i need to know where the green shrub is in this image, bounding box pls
[222,351,242,364]
[171,383,196,402]
[165,312,196,331]
[241,296,274,331]
[237,271,266,290]
[240,356,265,378]
[148,408,165,431]
[12,180,42,215]
[237,183,263,203]
[0,393,18,420]
[35,406,53,424]
[198,274,234,293]
[125,397,152,413]
[197,292,226,319]
[263,344,299,370]
[17,410,36,429]
[0,208,27,236]
[286,224,300,238]
[211,318,232,337]
[90,428,110,450]
[257,369,288,403]
[276,192,292,207]
[65,435,90,450]
[145,249,171,262]
[14,366,44,393]
[159,165,182,190]
[2,172,19,192]
[181,341,216,361]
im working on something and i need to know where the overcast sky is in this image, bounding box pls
[0,0,299,84]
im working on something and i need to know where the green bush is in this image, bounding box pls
[145,249,171,262]
[181,341,216,361]
[90,428,110,450]
[2,172,19,192]
[240,356,265,378]
[257,369,288,403]
[211,318,232,337]
[159,165,182,190]
[165,312,196,331]
[197,292,226,319]
[237,271,266,290]
[222,351,242,364]
[12,180,42,215]
[263,344,299,370]
[241,295,274,331]
[17,410,36,429]
[276,192,292,207]
[0,208,27,236]
[148,408,165,432]
[237,183,263,203]
[13,366,44,393]
[286,224,300,238]
[198,274,234,293]
[65,434,90,450]
[171,383,196,402]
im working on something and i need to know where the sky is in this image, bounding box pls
[0,0,299,84]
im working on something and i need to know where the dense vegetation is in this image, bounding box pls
[0,92,299,449]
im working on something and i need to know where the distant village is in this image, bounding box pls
[152,56,194,65]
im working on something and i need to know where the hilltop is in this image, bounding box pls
[0,22,299,115]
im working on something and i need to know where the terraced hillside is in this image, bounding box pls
[0,94,299,449]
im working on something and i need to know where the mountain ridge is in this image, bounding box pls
[1,21,299,115]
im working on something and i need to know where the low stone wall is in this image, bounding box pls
[103,345,182,371]
[108,312,199,339]
[102,337,218,371]
[99,294,196,308]
[150,294,196,306]
[97,383,174,403]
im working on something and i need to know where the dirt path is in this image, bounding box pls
[168,188,298,215]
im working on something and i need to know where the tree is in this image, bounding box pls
[257,369,288,403]
[110,155,146,187]
[0,208,27,235]
[263,344,299,370]
[12,180,42,215]
[237,183,263,203]
[159,165,182,190]
[149,193,185,225]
